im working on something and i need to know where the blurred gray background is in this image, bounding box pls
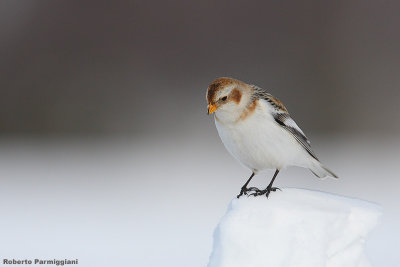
[1,1,400,267]
[1,0,399,136]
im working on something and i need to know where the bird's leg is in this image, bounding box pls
[250,169,281,198]
[265,169,281,195]
[237,172,256,198]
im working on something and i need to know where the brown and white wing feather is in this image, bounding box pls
[273,112,318,161]
[251,85,319,161]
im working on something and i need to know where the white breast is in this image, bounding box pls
[215,101,308,172]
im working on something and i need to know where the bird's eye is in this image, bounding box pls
[221,96,227,101]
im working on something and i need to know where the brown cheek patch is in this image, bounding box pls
[231,89,242,104]
[238,99,258,121]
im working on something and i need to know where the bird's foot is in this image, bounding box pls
[237,186,260,198]
[249,186,281,198]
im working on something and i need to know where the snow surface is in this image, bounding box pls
[208,188,381,267]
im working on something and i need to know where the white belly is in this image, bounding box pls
[215,110,308,172]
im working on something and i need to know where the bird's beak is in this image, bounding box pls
[207,103,217,115]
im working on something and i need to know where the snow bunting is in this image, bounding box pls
[206,77,338,198]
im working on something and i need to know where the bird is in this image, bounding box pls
[206,77,338,198]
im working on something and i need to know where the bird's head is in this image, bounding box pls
[206,77,253,122]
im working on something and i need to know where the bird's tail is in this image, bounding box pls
[309,160,338,179]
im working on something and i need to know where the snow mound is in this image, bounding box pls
[208,188,381,267]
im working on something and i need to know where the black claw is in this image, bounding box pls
[249,192,258,197]
[249,189,264,197]
[237,186,261,198]
[269,187,281,192]
[237,188,246,198]
[246,186,282,198]
[247,187,261,192]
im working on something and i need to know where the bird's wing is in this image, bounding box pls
[273,112,318,161]
[252,85,319,161]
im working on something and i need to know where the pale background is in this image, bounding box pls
[1,1,399,266]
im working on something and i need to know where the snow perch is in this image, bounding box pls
[208,188,381,267]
